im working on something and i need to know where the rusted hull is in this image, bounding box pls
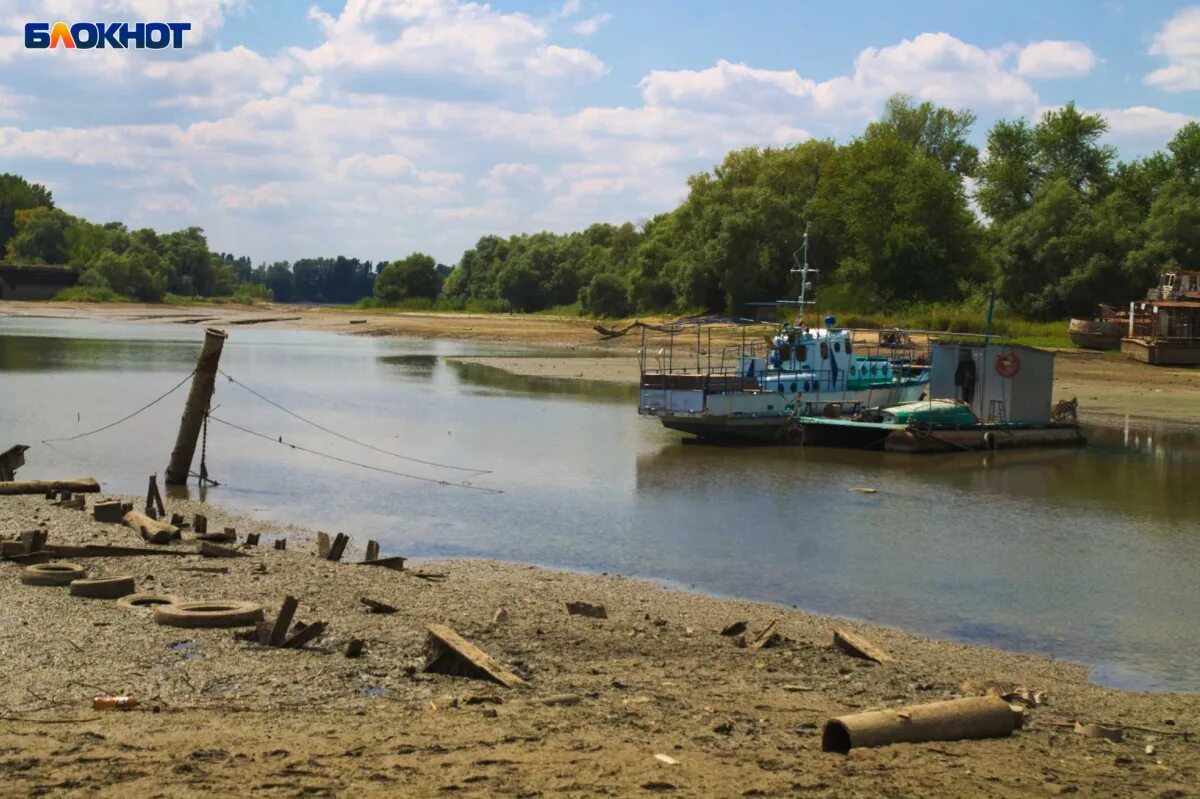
[1121,337,1200,366]
[883,425,1085,453]
[1068,319,1122,350]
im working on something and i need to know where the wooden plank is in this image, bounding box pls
[357,556,406,571]
[93,500,125,523]
[39,544,188,559]
[365,540,380,562]
[424,624,526,688]
[145,474,165,518]
[833,628,895,663]
[0,478,101,496]
[360,597,398,614]
[274,539,287,550]
[198,542,248,559]
[193,514,208,534]
[268,596,299,647]
[750,620,780,650]
[316,532,331,558]
[326,533,349,562]
[281,620,327,649]
[244,533,260,546]
[123,510,180,545]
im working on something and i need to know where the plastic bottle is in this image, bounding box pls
[93,696,138,711]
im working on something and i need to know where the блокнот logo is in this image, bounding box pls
[25,22,191,49]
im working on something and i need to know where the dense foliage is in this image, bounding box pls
[4,95,1199,320]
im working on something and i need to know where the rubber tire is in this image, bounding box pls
[117,593,181,611]
[69,575,136,599]
[20,561,87,586]
[153,600,264,628]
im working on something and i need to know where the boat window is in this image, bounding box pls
[820,342,829,360]
[790,382,797,392]
[803,381,810,391]
[796,344,806,362]
[834,341,841,353]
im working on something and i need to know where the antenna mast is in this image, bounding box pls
[789,223,817,320]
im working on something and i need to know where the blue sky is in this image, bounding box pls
[1,1,1198,265]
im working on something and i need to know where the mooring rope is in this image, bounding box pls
[205,414,503,494]
[40,370,197,443]
[215,368,491,476]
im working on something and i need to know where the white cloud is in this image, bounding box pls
[143,46,293,110]
[291,0,605,91]
[572,14,612,36]
[480,163,547,195]
[1097,105,1197,151]
[1145,6,1200,91]
[1017,40,1098,78]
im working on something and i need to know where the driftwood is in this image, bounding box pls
[365,540,380,562]
[566,601,607,619]
[361,597,398,614]
[0,478,101,496]
[281,621,327,649]
[326,533,349,562]
[144,474,166,518]
[749,620,780,650]
[593,320,684,339]
[122,510,180,545]
[198,542,247,559]
[41,544,188,559]
[823,696,1019,753]
[424,624,526,688]
[833,629,895,664]
[268,596,299,647]
[357,556,406,571]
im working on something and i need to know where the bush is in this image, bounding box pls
[579,273,631,317]
[375,253,441,303]
[54,285,129,303]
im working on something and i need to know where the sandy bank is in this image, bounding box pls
[0,492,1197,797]
[3,299,1198,425]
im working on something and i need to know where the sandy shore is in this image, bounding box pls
[0,492,1197,797]
[4,299,1196,426]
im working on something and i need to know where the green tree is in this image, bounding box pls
[0,174,53,257]
[5,206,72,264]
[869,94,979,177]
[374,252,442,303]
[495,262,544,311]
[579,272,631,317]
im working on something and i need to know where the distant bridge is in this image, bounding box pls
[0,264,78,300]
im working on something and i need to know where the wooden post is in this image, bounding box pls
[365,540,380,562]
[316,532,331,558]
[165,328,228,486]
[268,596,299,647]
[145,474,165,517]
[327,533,349,562]
[193,514,208,534]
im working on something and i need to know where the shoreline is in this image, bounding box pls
[4,299,1197,426]
[1,491,1197,796]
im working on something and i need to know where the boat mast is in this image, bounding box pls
[789,223,817,324]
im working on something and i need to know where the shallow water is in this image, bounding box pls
[2,316,1199,692]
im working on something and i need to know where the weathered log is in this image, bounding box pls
[326,533,349,562]
[166,328,227,485]
[281,621,327,649]
[749,620,780,650]
[357,556,406,571]
[822,696,1019,753]
[365,540,380,562]
[0,478,100,496]
[122,510,180,545]
[198,542,247,559]
[41,544,188,559]
[268,596,299,647]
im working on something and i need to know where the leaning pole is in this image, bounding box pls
[165,328,228,486]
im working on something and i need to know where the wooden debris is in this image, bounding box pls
[345,639,365,658]
[411,571,447,582]
[170,512,185,527]
[145,474,166,518]
[535,694,580,707]
[565,601,607,619]
[19,529,47,554]
[0,444,29,482]
[244,533,260,546]
[0,478,101,496]
[492,607,509,623]
[423,624,526,688]
[749,620,781,650]
[316,532,331,558]
[833,629,895,663]
[274,539,287,550]
[365,540,380,562]
[196,529,236,543]
[58,495,86,510]
[178,566,230,574]
[281,621,327,649]
[93,500,125,523]
[361,597,398,614]
[193,514,208,535]
[37,544,187,559]
[198,542,248,559]
[254,621,270,645]
[1075,722,1123,743]
[357,555,406,570]
[326,533,349,562]
[720,621,748,636]
[123,510,180,545]
[268,596,299,647]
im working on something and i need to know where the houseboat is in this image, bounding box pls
[1122,270,1200,365]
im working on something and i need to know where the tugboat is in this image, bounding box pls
[637,227,930,441]
[1068,304,1125,350]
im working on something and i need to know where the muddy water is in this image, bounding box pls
[2,316,1198,692]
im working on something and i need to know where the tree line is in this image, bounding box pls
[3,94,1198,320]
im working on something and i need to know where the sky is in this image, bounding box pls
[1,1,1198,265]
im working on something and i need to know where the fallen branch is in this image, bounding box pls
[0,478,101,496]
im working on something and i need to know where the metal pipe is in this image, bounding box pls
[165,328,228,486]
[822,696,1019,753]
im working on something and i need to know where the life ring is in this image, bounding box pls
[994,350,1021,378]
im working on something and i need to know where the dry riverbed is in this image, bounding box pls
[0,493,1197,797]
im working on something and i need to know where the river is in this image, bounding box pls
[2,316,1198,692]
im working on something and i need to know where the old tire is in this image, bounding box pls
[20,561,86,586]
[69,575,136,599]
[153,600,264,629]
[117,593,181,611]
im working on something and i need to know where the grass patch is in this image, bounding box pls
[52,286,130,303]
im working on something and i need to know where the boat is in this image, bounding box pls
[1068,304,1124,350]
[1121,270,1200,365]
[637,228,930,442]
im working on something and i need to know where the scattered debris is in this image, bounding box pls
[193,514,208,534]
[144,474,166,518]
[720,621,748,636]
[92,499,125,523]
[282,621,327,649]
[0,478,101,496]
[93,696,139,711]
[345,639,365,658]
[198,542,248,559]
[274,539,287,550]
[154,600,265,629]
[20,561,87,586]
[123,510,180,545]
[360,597,398,614]
[653,754,679,765]
[565,601,607,619]
[178,565,230,574]
[68,575,136,599]
[358,556,406,571]
[0,443,29,481]
[823,696,1020,753]
[535,694,580,707]
[833,628,895,663]
[365,540,380,562]
[1075,722,1124,743]
[492,607,509,623]
[782,684,815,692]
[849,487,878,494]
[268,596,300,646]
[317,532,331,558]
[423,624,527,688]
[244,533,260,546]
[326,533,349,562]
[749,620,780,650]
